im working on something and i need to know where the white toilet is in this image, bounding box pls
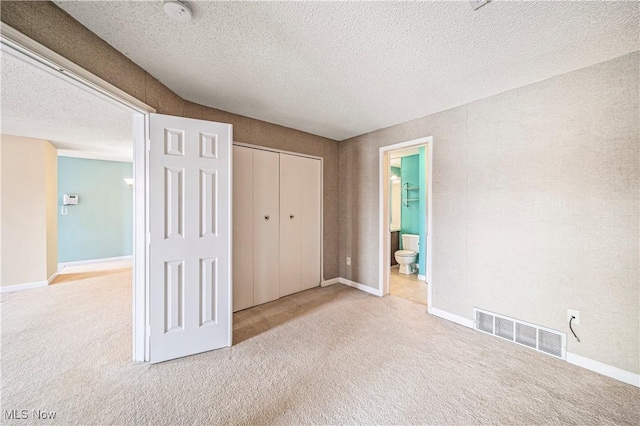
[395,234,419,274]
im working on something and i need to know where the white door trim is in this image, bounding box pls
[379,137,433,310]
[0,23,154,362]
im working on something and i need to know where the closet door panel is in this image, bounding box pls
[299,157,322,290]
[232,146,254,312]
[279,154,302,297]
[253,149,280,305]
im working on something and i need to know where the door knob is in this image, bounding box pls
[264,215,270,221]
[290,214,295,220]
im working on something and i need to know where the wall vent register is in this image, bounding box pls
[473,308,566,359]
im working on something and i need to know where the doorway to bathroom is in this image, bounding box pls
[379,137,433,309]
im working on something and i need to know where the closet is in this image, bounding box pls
[232,145,321,312]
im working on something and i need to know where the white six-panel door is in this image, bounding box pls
[149,113,232,363]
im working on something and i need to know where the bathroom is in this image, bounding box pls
[389,145,428,305]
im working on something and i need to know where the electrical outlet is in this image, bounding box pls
[567,309,580,325]
[346,257,351,266]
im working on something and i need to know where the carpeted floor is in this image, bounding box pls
[1,262,638,425]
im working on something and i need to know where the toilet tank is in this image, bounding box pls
[401,234,419,252]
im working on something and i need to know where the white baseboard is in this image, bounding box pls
[340,285,640,388]
[58,255,132,270]
[339,277,383,296]
[418,274,426,281]
[321,278,340,287]
[339,282,640,388]
[567,352,639,388]
[428,307,474,328]
[0,271,60,293]
[0,280,48,293]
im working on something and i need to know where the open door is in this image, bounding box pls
[149,113,232,363]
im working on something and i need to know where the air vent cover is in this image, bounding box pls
[473,308,566,360]
[515,323,537,348]
[476,311,494,334]
[538,329,563,357]
[495,317,514,341]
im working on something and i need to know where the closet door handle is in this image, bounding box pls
[290,214,295,220]
[264,215,270,221]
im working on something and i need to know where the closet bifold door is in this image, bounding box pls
[298,156,321,290]
[279,153,322,296]
[232,146,254,312]
[253,149,280,305]
[279,153,302,297]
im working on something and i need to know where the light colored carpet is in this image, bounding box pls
[1,263,638,425]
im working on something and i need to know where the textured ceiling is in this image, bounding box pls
[55,1,638,141]
[1,50,133,162]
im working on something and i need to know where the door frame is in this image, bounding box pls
[1,24,154,362]
[233,141,325,284]
[378,137,433,311]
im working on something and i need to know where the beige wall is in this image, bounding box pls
[339,52,639,374]
[0,135,58,287]
[0,1,340,279]
[45,142,58,279]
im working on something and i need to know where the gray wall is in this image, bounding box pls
[339,52,639,374]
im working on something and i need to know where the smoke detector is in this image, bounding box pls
[164,0,192,23]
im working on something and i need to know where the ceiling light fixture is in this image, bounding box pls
[163,0,193,23]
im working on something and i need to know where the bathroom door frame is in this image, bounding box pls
[378,136,433,311]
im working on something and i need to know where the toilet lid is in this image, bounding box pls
[395,250,416,257]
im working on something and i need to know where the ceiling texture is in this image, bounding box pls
[1,50,133,162]
[55,1,638,141]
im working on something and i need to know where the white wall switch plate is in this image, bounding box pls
[346,257,351,266]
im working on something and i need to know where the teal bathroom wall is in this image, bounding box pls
[58,157,133,263]
[418,146,427,274]
[400,155,420,250]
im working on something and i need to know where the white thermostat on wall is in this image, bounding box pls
[63,194,79,205]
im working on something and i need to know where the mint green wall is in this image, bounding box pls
[418,146,427,274]
[400,155,420,252]
[58,157,133,263]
